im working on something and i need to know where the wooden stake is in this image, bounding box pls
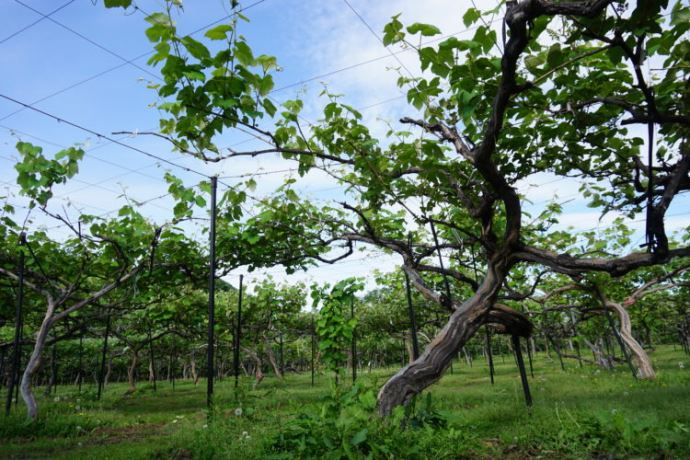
[403,270,420,360]
[97,310,111,400]
[351,298,357,383]
[207,176,217,411]
[526,338,534,378]
[310,314,315,387]
[605,306,637,379]
[5,232,25,415]
[148,325,156,391]
[486,328,495,385]
[512,335,532,407]
[233,274,243,389]
[77,327,84,393]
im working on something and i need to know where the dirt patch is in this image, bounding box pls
[86,422,168,446]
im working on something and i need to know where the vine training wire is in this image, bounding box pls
[0,93,210,179]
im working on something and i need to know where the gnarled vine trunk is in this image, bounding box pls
[583,338,614,370]
[126,351,139,393]
[242,346,264,389]
[606,301,656,379]
[377,261,518,416]
[190,352,199,385]
[148,359,155,383]
[20,301,56,419]
[5,265,142,419]
[264,336,283,379]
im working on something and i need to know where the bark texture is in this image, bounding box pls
[584,338,615,370]
[605,301,656,379]
[264,336,283,379]
[20,305,54,420]
[126,351,139,393]
[242,346,264,389]
[377,261,510,416]
[190,353,199,385]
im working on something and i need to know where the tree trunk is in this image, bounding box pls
[546,334,566,371]
[529,336,536,356]
[148,359,155,383]
[404,337,415,364]
[606,301,656,379]
[463,348,473,367]
[190,354,199,385]
[20,302,56,419]
[583,338,614,370]
[126,351,139,393]
[242,347,264,389]
[377,263,511,416]
[104,356,113,386]
[264,336,283,379]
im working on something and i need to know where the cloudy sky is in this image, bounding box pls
[1,0,688,292]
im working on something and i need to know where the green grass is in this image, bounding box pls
[1,345,689,459]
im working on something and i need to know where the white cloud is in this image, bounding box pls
[279,0,491,121]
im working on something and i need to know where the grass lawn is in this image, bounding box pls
[1,345,689,459]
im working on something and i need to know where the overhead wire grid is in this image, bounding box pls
[1,1,683,282]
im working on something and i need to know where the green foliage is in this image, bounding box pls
[204,24,232,40]
[215,192,346,275]
[576,412,689,457]
[382,14,404,46]
[270,384,378,459]
[1,347,689,458]
[103,0,132,8]
[164,172,208,219]
[0,401,107,439]
[4,0,690,451]
[406,23,441,37]
[270,383,457,459]
[462,8,481,27]
[142,5,281,158]
[14,141,84,207]
[312,278,363,378]
[401,392,447,430]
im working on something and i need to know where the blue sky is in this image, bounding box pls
[1,0,688,290]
